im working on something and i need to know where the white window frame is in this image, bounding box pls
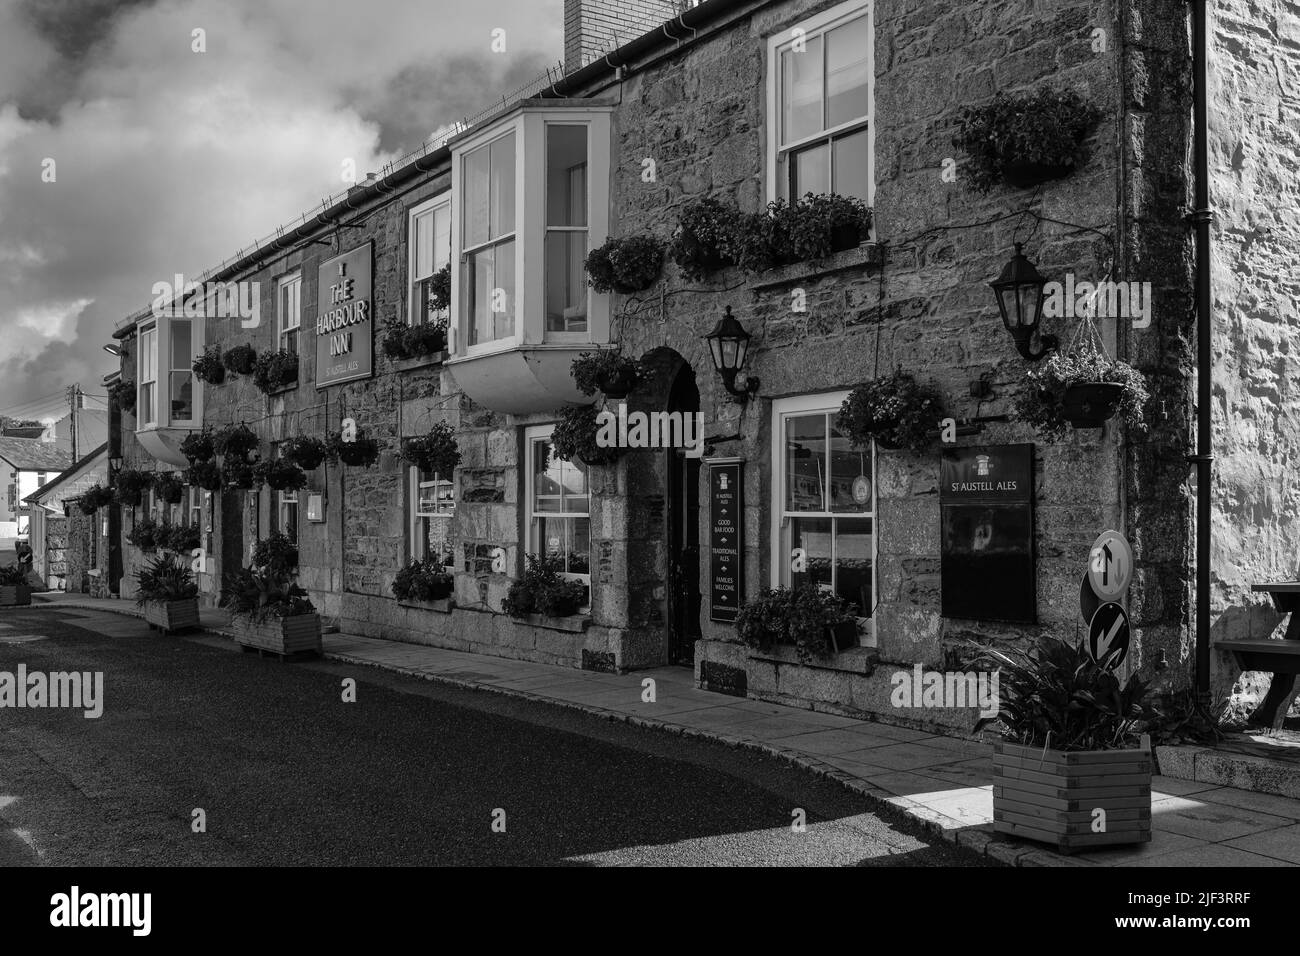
[523,424,592,599]
[277,273,302,355]
[449,107,611,358]
[407,466,455,566]
[136,317,203,430]
[408,194,453,328]
[764,0,875,210]
[276,490,299,545]
[770,391,877,647]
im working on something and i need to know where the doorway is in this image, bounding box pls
[666,365,701,665]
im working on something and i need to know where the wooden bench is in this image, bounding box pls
[1213,583,1300,729]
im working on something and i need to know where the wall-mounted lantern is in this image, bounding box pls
[990,243,1057,361]
[704,306,760,402]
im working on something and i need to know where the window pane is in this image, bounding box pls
[788,516,833,590]
[464,142,490,248]
[169,320,191,370]
[414,209,434,279]
[834,517,873,617]
[535,516,590,577]
[830,417,871,513]
[434,204,451,270]
[545,231,588,332]
[170,371,193,421]
[785,414,826,512]
[826,16,870,128]
[546,125,587,226]
[468,239,515,345]
[490,132,515,241]
[780,36,823,144]
[140,328,156,381]
[141,382,155,425]
[833,129,871,203]
[793,142,830,197]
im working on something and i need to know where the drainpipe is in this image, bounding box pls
[1188,0,1214,699]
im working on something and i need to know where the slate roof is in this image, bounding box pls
[0,437,73,472]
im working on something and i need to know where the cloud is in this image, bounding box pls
[0,0,563,409]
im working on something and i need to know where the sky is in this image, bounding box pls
[0,0,564,421]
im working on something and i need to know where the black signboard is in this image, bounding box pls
[708,459,743,623]
[940,444,1035,623]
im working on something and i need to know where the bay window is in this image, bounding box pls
[772,393,875,646]
[767,0,874,205]
[463,131,517,347]
[409,195,451,327]
[139,325,157,426]
[408,467,455,567]
[137,316,201,434]
[524,426,591,597]
[545,125,588,333]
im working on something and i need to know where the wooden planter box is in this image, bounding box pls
[143,597,200,634]
[992,739,1152,853]
[0,584,31,607]
[233,613,322,658]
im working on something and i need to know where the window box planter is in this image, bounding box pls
[992,739,1153,853]
[398,597,455,614]
[510,612,591,634]
[0,584,31,607]
[830,223,864,253]
[232,614,322,657]
[1060,382,1126,429]
[392,350,448,373]
[142,597,201,635]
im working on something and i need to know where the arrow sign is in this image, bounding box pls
[1087,602,1130,670]
[1088,530,1133,602]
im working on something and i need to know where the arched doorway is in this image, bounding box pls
[665,363,701,665]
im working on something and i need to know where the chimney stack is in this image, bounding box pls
[564,0,693,73]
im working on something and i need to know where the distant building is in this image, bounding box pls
[23,444,109,592]
[0,438,73,539]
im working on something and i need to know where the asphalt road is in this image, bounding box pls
[0,606,990,866]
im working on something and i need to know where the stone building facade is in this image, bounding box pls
[109,0,1298,730]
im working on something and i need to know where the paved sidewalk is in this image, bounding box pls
[27,592,1300,867]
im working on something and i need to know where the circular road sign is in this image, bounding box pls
[1088,602,1131,670]
[1079,570,1102,623]
[1088,530,1133,602]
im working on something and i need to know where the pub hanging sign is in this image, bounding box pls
[315,241,374,389]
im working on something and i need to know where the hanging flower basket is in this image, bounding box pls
[252,350,299,393]
[260,460,308,492]
[76,484,114,515]
[1015,305,1149,440]
[192,346,226,385]
[281,435,329,471]
[669,197,740,281]
[155,473,185,504]
[109,379,137,414]
[837,371,946,454]
[184,460,222,492]
[570,351,649,400]
[330,434,381,467]
[223,343,258,376]
[114,469,154,507]
[213,424,259,459]
[551,404,624,467]
[400,422,460,476]
[222,457,260,490]
[584,235,665,294]
[180,429,216,463]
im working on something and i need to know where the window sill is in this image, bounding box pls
[747,643,879,675]
[266,381,300,397]
[746,242,886,292]
[509,612,592,633]
[391,350,448,373]
[397,597,454,614]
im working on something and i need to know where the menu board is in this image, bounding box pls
[708,459,743,623]
[940,444,1036,623]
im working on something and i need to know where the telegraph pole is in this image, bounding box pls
[66,384,80,461]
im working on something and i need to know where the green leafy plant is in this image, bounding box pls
[252,349,299,393]
[184,460,222,491]
[259,459,307,492]
[223,343,258,376]
[392,559,455,602]
[114,469,154,507]
[280,435,329,471]
[180,429,217,463]
[584,235,665,294]
[669,197,740,281]
[252,531,299,575]
[953,89,1104,193]
[221,457,260,490]
[329,433,381,467]
[163,523,202,553]
[550,403,624,466]
[126,516,162,551]
[155,472,184,504]
[109,379,137,414]
[838,371,946,454]
[781,193,872,261]
[192,345,226,385]
[429,263,451,311]
[570,351,650,399]
[1146,688,1230,746]
[400,422,461,477]
[213,424,259,459]
[721,200,790,273]
[736,584,857,664]
[970,636,1155,752]
[1015,350,1149,442]
[382,317,448,360]
[220,567,315,623]
[502,554,585,618]
[0,565,28,586]
[134,553,198,606]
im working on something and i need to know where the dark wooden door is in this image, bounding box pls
[667,366,701,665]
